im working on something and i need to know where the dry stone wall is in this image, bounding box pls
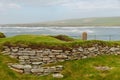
[2,44,120,76]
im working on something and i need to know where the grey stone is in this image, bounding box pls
[9,66,24,73]
[4,47,11,52]
[11,47,18,52]
[95,66,112,71]
[32,62,43,65]
[24,65,32,69]
[49,54,55,58]
[52,50,63,53]
[52,73,64,78]
[23,65,32,74]
[19,56,29,60]
[11,64,24,69]
[78,47,84,52]
[109,47,120,52]
[43,57,50,61]
[31,68,44,73]
[88,47,96,51]
[36,50,43,53]
[82,56,87,59]
[56,55,68,59]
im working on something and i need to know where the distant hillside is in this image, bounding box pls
[2,17,120,27]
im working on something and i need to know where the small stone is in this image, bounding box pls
[11,47,18,52]
[78,47,84,52]
[11,64,24,69]
[56,55,67,59]
[32,62,43,65]
[82,56,87,59]
[24,65,32,69]
[88,47,96,51]
[52,73,64,78]
[43,57,50,61]
[95,66,112,71]
[52,50,63,53]
[9,66,23,73]
[19,56,29,60]
[109,47,119,52]
[31,68,44,73]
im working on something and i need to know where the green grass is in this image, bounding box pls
[1,35,120,80]
[43,17,120,26]
[0,34,120,50]
[3,16,120,27]
[1,54,120,80]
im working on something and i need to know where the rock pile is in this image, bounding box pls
[2,44,120,76]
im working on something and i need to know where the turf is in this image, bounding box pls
[0,54,120,80]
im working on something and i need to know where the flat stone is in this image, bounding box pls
[24,65,32,69]
[56,55,68,59]
[31,68,44,73]
[88,47,96,51]
[11,48,18,52]
[11,64,24,69]
[32,62,43,65]
[95,66,112,71]
[36,50,43,53]
[109,47,120,52]
[19,56,29,60]
[82,56,87,59]
[56,65,63,68]
[52,73,64,78]
[52,50,63,53]
[78,47,84,52]
[43,57,50,61]
[49,54,55,58]
[9,66,23,73]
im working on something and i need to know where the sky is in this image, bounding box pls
[0,0,120,24]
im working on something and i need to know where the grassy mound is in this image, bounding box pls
[0,34,120,50]
[51,35,75,41]
[1,54,120,80]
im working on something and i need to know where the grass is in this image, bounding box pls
[0,34,120,50]
[1,35,120,80]
[1,54,120,80]
[5,16,120,27]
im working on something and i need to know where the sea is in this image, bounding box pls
[0,26,120,41]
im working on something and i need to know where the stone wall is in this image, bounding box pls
[2,44,120,76]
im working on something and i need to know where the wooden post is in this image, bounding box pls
[82,32,87,40]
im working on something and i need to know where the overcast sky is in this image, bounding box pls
[0,0,120,24]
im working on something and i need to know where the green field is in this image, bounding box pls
[1,53,120,80]
[3,17,120,27]
[42,17,120,26]
[0,34,119,50]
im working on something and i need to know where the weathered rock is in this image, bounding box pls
[9,66,24,73]
[52,73,64,78]
[88,47,96,51]
[32,62,43,65]
[19,56,29,60]
[78,47,84,52]
[109,47,120,52]
[24,65,32,74]
[43,57,50,61]
[56,55,67,59]
[11,47,18,52]
[31,68,44,73]
[52,50,63,53]
[95,66,112,71]
[11,64,24,69]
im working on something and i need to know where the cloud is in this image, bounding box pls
[0,2,22,11]
[61,0,120,10]
[1,0,120,9]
